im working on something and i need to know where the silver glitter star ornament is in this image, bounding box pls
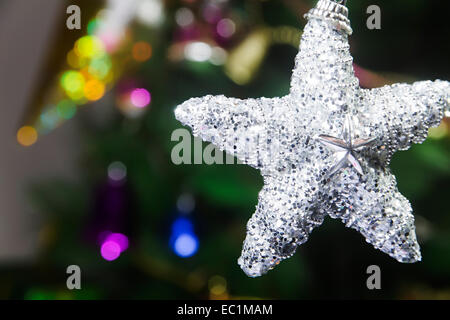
[174,0,450,277]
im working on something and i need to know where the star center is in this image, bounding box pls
[317,116,376,176]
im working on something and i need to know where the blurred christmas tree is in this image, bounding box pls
[3,0,450,299]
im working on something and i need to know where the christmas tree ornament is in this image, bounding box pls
[174,0,450,277]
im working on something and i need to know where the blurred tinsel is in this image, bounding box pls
[3,0,450,299]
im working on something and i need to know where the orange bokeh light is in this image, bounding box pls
[84,79,105,101]
[132,41,152,62]
[17,126,38,147]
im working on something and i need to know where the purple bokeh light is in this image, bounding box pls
[106,232,129,252]
[130,88,151,108]
[101,240,121,261]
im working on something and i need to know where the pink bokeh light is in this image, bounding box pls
[106,233,129,252]
[100,240,121,261]
[130,88,151,108]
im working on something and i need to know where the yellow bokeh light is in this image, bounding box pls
[208,275,227,296]
[61,71,85,92]
[67,89,85,101]
[61,71,85,100]
[225,28,271,85]
[429,121,448,139]
[17,126,38,147]
[67,50,87,69]
[75,35,104,59]
[84,79,105,101]
[80,67,93,81]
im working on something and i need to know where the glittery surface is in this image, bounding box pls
[174,0,450,277]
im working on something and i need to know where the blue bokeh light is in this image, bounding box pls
[173,233,199,257]
[171,217,193,235]
[170,217,199,258]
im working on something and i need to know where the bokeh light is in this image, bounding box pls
[173,233,198,258]
[176,193,195,214]
[99,231,129,254]
[84,79,105,101]
[216,18,236,38]
[100,240,121,261]
[106,233,129,252]
[40,107,60,130]
[175,8,194,27]
[75,35,104,59]
[171,217,193,235]
[225,28,271,85]
[136,0,165,27]
[89,56,112,80]
[60,70,85,100]
[67,50,87,69]
[170,217,199,258]
[202,3,221,24]
[429,121,448,139]
[130,88,151,108]
[17,126,38,147]
[57,100,77,119]
[210,46,227,65]
[184,42,212,62]
[132,42,152,62]
[87,19,99,35]
[208,275,227,296]
[108,161,127,182]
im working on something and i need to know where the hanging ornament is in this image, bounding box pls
[174,0,450,277]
